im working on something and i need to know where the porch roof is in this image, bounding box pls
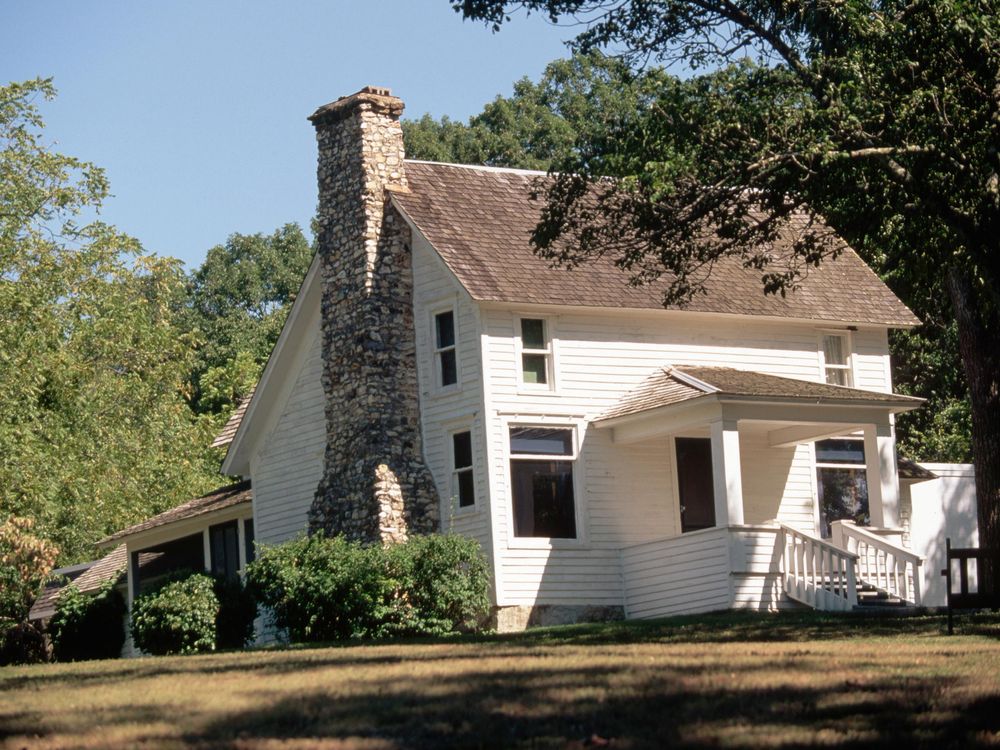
[595,366,923,424]
[98,481,252,547]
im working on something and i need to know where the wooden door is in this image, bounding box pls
[676,437,716,533]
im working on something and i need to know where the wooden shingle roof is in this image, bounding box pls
[28,545,128,622]
[211,388,255,449]
[99,481,252,545]
[392,161,919,326]
[597,366,923,422]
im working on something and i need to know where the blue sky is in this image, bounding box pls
[2,1,572,269]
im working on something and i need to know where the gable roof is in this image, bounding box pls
[392,161,919,327]
[596,365,923,422]
[211,388,255,449]
[99,481,252,546]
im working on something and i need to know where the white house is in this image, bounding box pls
[88,86,977,637]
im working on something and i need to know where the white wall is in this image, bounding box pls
[480,305,894,608]
[904,464,978,607]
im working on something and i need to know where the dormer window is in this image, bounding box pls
[434,310,457,388]
[518,317,552,388]
[821,333,851,386]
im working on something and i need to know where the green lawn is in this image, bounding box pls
[2,611,1000,749]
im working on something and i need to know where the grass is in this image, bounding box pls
[2,610,1000,749]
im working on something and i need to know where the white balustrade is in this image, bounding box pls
[830,520,923,605]
[779,523,859,611]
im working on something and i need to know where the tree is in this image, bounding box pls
[184,224,312,417]
[453,1,999,551]
[1,79,219,563]
[0,516,58,629]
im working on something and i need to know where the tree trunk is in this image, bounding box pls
[947,267,1000,589]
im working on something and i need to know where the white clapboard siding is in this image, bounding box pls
[251,327,326,546]
[410,235,491,558]
[622,527,733,618]
[482,306,892,608]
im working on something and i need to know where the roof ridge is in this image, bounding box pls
[404,159,549,178]
[667,365,721,393]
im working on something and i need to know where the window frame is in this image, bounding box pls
[818,330,854,387]
[432,306,460,392]
[449,426,477,513]
[812,436,869,538]
[515,315,556,392]
[504,419,585,548]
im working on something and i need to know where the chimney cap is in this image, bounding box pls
[309,86,404,125]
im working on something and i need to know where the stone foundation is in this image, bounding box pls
[308,87,439,544]
[493,605,625,633]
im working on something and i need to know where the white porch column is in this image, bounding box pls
[864,422,900,528]
[202,528,212,573]
[126,548,139,608]
[710,418,744,526]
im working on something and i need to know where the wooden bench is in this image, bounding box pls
[941,538,1000,634]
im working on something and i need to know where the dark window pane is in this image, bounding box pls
[440,350,457,386]
[825,368,849,386]
[521,318,546,349]
[511,460,576,538]
[210,521,239,581]
[816,439,865,465]
[823,335,846,365]
[509,427,573,456]
[817,468,869,538]
[453,431,472,469]
[243,519,255,565]
[521,353,548,384]
[435,311,455,348]
[457,470,475,507]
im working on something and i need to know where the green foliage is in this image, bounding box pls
[0,78,219,564]
[0,516,59,628]
[130,574,219,656]
[213,576,258,650]
[247,533,490,643]
[184,224,312,418]
[49,579,127,662]
[0,621,48,666]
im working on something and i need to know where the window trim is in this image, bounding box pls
[503,419,586,548]
[432,306,460,392]
[812,436,869,538]
[818,330,854,387]
[514,315,556,392]
[449,426,478,515]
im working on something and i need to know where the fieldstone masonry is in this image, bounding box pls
[307,87,439,544]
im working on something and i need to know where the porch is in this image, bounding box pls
[595,366,926,615]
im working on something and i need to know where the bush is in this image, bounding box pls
[247,533,490,643]
[130,574,219,655]
[213,576,257,650]
[0,621,48,666]
[0,517,59,626]
[50,579,127,662]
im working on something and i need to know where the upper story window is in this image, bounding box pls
[452,430,475,508]
[434,310,458,388]
[518,317,552,388]
[509,426,577,539]
[821,333,852,386]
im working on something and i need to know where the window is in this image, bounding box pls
[452,431,475,508]
[209,521,240,581]
[434,310,457,388]
[821,333,851,386]
[815,438,869,537]
[243,519,255,566]
[518,318,551,387]
[509,426,576,538]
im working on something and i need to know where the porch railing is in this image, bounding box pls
[779,523,858,611]
[831,520,923,606]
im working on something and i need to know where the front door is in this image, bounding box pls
[676,437,716,532]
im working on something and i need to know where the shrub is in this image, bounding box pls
[391,534,491,635]
[0,621,48,666]
[247,534,392,642]
[213,576,257,650]
[247,533,490,642]
[130,574,219,655]
[50,579,127,662]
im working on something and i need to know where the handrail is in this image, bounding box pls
[778,523,858,611]
[831,520,923,606]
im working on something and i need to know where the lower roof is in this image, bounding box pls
[596,366,924,423]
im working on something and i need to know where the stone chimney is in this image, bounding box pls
[307,86,439,543]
